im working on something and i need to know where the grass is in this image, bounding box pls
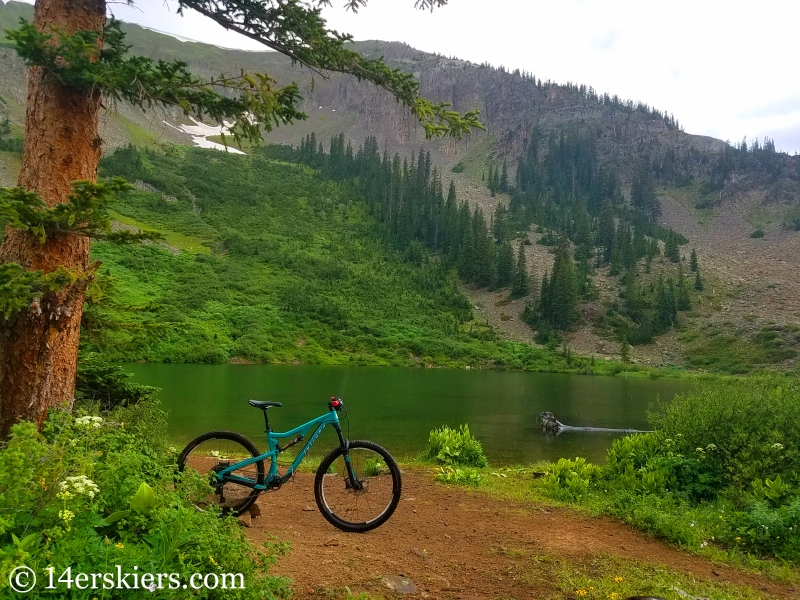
[89,144,721,380]
[681,323,799,373]
[107,209,213,254]
[663,183,716,228]
[111,113,160,148]
[554,555,774,600]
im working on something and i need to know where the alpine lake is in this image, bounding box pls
[124,364,696,466]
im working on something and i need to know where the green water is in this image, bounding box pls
[124,364,696,465]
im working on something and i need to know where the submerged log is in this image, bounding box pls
[539,412,652,434]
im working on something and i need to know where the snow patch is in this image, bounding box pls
[163,118,246,155]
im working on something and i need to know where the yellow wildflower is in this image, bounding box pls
[115,543,124,549]
[609,594,620,600]
[735,536,741,541]
[209,556,218,566]
[576,590,587,597]
[614,576,623,583]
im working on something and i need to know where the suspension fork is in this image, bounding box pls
[334,422,362,490]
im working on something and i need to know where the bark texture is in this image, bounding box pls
[0,0,105,438]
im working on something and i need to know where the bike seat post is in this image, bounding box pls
[262,409,271,433]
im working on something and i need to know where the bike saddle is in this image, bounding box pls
[248,400,282,409]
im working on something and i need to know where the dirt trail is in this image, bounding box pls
[245,470,795,599]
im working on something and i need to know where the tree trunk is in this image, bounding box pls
[0,0,105,438]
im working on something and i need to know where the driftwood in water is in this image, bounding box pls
[539,411,652,434]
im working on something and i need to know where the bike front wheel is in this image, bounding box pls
[314,440,402,532]
[177,431,265,516]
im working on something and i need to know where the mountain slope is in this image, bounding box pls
[2,0,799,372]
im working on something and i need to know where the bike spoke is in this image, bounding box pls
[179,435,263,514]
[320,447,396,525]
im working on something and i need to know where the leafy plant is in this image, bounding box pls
[533,379,800,563]
[362,457,386,477]
[75,353,158,410]
[422,424,488,468]
[541,457,601,501]
[434,466,483,487]
[650,379,800,489]
[751,475,793,508]
[0,402,290,599]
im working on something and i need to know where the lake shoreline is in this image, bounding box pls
[123,363,701,465]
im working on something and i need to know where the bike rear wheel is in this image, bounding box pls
[314,440,402,532]
[177,431,264,516]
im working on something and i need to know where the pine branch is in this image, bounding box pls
[176,0,482,138]
[9,1,481,140]
[0,178,162,243]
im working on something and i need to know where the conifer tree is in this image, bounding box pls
[690,248,698,272]
[487,165,495,193]
[549,237,577,330]
[609,234,623,276]
[472,207,493,287]
[676,264,691,311]
[492,205,509,243]
[500,160,509,193]
[631,162,661,221]
[495,241,514,288]
[694,269,705,291]
[572,202,592,256]
[656,276,677,330]
[511,243,530,297]
[624,271,644,321]
[0,0,485,435]
[632,222,647,259]
[665,230,680,262]
[598,200,616,261]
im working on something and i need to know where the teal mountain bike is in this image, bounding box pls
[177,397,402,532]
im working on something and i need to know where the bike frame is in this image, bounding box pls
[217,408,353,491]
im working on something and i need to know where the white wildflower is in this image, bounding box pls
[772,443,784,451]
[75,415,104,428]
[58,475,100,499]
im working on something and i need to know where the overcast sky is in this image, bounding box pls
[13,0,800,153]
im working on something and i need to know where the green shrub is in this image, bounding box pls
[607,434,726,502]
[75,353,158,411]
[750,229,765,238]
[534,379,800,563]
[720,474,800,560]
[0,404,290,599]
[725,499,800,561]
[422,424,488,467]
[434,466,483,486]
[541,457,601,502]
[650,380,800,490]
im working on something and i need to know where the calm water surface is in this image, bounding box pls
[124,364,696,465]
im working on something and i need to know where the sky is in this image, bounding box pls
[12,0,800,153]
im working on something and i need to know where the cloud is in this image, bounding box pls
[590,30,619,52]
[739,94,800,120]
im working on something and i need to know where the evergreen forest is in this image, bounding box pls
[89,144,600,372]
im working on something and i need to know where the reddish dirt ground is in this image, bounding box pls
[244,469,796,600]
